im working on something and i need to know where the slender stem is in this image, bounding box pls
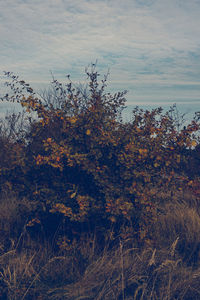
[120,239,125,300]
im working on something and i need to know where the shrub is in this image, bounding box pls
[1,65,199,244]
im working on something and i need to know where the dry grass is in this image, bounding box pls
[152,199,200,265]
[0,249,37,299]
[0,193,37,244]
[48,239,200,300]
[1,192,200,299]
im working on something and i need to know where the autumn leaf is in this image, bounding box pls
[191,140,197,147]
[86,129,91,135]
[70,117,77,124]
[70,192,76,198]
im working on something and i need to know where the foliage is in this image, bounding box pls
[1,65,200,242]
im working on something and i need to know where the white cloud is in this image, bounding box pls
[0,0,199,111]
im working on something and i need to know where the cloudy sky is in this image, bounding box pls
[0,0,200,117]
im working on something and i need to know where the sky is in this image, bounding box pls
[0,0,200,119]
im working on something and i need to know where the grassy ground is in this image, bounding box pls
[1,190,200,300]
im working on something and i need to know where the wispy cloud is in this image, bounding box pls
[0,0,200,112]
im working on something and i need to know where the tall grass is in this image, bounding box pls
[1,191,200,299]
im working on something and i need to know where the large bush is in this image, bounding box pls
[1,65,199,243]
